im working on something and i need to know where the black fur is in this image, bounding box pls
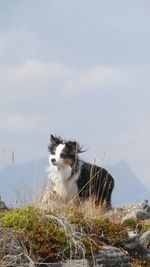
[48,135,63,154]
[77,161,114,207]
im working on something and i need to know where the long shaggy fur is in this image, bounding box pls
[47,134,114,207]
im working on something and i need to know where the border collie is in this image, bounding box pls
[47,135,114,207]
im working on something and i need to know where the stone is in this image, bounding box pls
[122,200,150,222]
[62,259,89,266]
[139,229,150,246]
[89,244,133,267]
[0,196,7,210]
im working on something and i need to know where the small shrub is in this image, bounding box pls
[123,218,138,230]
[138,219,150,233]
[132,257,150,267]
[91,218,128,245]
[58,207,86,226]
[0,206,68,261]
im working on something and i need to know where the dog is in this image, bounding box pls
[46,134,114,207]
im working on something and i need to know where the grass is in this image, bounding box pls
[0,197,150,266]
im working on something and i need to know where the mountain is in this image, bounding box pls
[108,161,149,206]
[0,157,48,207]
[0,158,149,207]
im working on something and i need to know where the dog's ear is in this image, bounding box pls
[50,135,62,145]
[77,143,85,154]
[67,141,85,154]
[48,135,63,153]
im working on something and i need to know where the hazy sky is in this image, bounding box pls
[0,0,150,190]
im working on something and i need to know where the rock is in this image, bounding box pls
[124,237,140,250]
[122,228,150,263]
[0,235,27,266]
[63,259,89,267]
[139,229,150,246]
[122,200,150,222]
[0,196,7,210]
[89,245,134,267]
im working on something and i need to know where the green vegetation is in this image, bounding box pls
[91,218,128,245]
[0,205,150,266]
[0,207,69,261]
[123,217,150,233]
[0,206,128,262]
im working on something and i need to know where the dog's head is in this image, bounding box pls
[48,134,84,167]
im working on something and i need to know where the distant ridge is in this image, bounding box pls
[108,161,149,206]
[0,157,48,206]
[0,158,149,207]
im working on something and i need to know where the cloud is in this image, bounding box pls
[0,29,41,65]
[0,112,48,134]
[1,58,149,96]
[78,64,150,93]
[1,59,150,152]
[65,66,121,93]
[0,113,24,132]
[0,60,73,112]
[0,59,150,124]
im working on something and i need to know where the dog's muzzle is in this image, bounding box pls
[51,158,57,165]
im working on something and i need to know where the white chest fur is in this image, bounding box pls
[47,164,80,202]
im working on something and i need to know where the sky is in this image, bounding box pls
[0,0,150,190]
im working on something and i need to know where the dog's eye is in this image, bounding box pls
[61,153,67,158]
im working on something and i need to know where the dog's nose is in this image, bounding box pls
[51,158,56,164]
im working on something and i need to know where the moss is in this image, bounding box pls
[58,207,87,226]
[138,219,150,232]
[0,205,150,263]
[1,207,40,230]
[0,206,99,261]
[138,220,150,248]
[132,257,150,267]
[80,236,99,255]
[25,223,68,261]
[123,218,150,246]
[0,209,9,219]
[91,218,128,245]
[0,206,68,261]
[123,218,138,230]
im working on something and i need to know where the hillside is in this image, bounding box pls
[109,161,149,205]
[0,158,48,207]
[0,199,150,266]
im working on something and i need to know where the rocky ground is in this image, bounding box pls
[0,197,150,267]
